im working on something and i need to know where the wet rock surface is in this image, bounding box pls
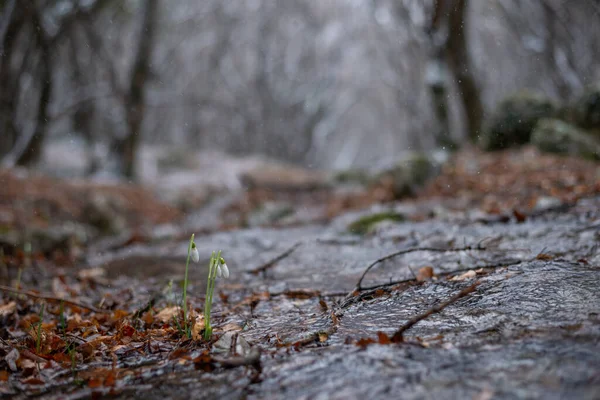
[92,196,600,399]
[2,148,599,399]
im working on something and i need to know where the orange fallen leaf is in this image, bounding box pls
[356,337,376,347]
[142,312,154,326]
[112,309,129,320]
[154,306,180,324]
[88,376,103,388]
[120,325,135,337]
[0,370,8,381]
[377,332,391,344]
[449,270,476,281]
[416,266,434,282]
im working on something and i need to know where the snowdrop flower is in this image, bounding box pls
[191,242,199,263]
[220,257,230,279]
[216,263,222,278]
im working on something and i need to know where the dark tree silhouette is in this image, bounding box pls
[119,0,159,179]
[425,0,483,147]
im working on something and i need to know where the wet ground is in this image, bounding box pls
[2,148,599,399]
[87,196,600,399]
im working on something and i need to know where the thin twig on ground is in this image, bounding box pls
[355,245,485,290]
[391,281,480,342]
[249,241,302,276]
[341,259,525,309]
[0,284,105,313]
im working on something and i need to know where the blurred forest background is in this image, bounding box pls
[1,0,599,180]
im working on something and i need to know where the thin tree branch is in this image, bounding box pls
[0,284,106,313]
[391,281,480,342]
[355,245,486,290]
[249,242,303,276]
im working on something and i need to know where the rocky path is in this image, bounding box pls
[96,195,600,399]
[1,148,599,399]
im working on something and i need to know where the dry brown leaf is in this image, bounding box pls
[154,306,180,324]
[21,376,44,385]
[78,267,106,280]
[110,344,127,353]
[449,270,476,281]
[18,358,37,373]
[51,277,70,298]
[416,266,434,282]
[5,348,19,371]
[191,315,205,341]
[355,337,376,347]
[377,332,391,344]
[142,311,154,325]
[473,387,495,400]
[220,323,243,332]
[331,312,340,326]
[0,301,16,317]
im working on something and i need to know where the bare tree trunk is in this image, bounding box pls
[446,0,483,144]
[69,26,99,175]
[0,0,19,158]
[120,0,159,180]
[425,0,483,147]
[16,4,51,166]
[425,0,454,149]
[0,0,16,56]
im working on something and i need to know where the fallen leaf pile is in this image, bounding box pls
[421,146,600,214]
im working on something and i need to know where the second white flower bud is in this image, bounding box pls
[191,243,199,263]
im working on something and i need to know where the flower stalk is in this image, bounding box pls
[204,250,228,340]
[180,233,228,341]
[182,233,196,338]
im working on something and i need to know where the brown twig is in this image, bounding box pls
[249,242,302,276]
[391,281,480,342]
[359,259,524,292]
[341,259,526,309]
[355,245,485,290]
[213,348,261,368]
[0,284,105,313]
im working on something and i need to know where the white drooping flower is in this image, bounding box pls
[220,260,230,279]
[216,263,222,278]
[190,243,199,263]
[221,263,229,279]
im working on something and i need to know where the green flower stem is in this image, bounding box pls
[36,303,45,354]
[182,233,195,338]
[203,250,222,340]
[203,252,215,339]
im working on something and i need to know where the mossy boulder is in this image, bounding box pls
[531,118,600,160]
[247,202,295,227]
[572,83,600,135]
[482,91,556,150]
[82,193,126,235]
[331,169,371,186]
[373,151,447,198]
[347,211,405,235]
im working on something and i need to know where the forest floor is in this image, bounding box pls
[0,146,599,399]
